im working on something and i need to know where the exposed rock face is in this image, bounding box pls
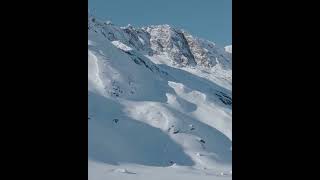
[144,25,196,66]
[88,14,232,178]
[88,16,231,69]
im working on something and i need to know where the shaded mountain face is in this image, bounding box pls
[88,14,232,179]
[88,15,231,69]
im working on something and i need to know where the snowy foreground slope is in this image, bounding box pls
[88,15,232,180]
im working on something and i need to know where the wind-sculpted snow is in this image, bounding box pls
[88,92,194,166]
[88,15,232,180]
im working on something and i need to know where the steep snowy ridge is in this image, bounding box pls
[88,16,232,69]
[89,15,232,180]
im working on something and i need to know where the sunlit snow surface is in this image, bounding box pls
[88,16,232,180]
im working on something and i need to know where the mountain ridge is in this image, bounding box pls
[88,15,232,70]
[88,14,232,180]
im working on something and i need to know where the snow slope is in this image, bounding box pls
[88,15,232,180]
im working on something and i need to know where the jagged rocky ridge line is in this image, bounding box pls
[88,14,232,179]
[88,15,232,107]
[88,15,231,69]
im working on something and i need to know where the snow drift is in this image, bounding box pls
[88,14,232,179]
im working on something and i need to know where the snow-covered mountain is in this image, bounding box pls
[88,14,232,180]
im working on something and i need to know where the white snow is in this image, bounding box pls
[138,36,145,45]
[88,15,232,180]
[111,40,133,52]
[224,45,232,54]
[89,160,232,180]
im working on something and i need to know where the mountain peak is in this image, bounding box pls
[88,16,231,69]
[89,14,232,179]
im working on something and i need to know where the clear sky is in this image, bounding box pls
[89,0,232,46]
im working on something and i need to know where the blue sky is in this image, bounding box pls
[89,0,231,46]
